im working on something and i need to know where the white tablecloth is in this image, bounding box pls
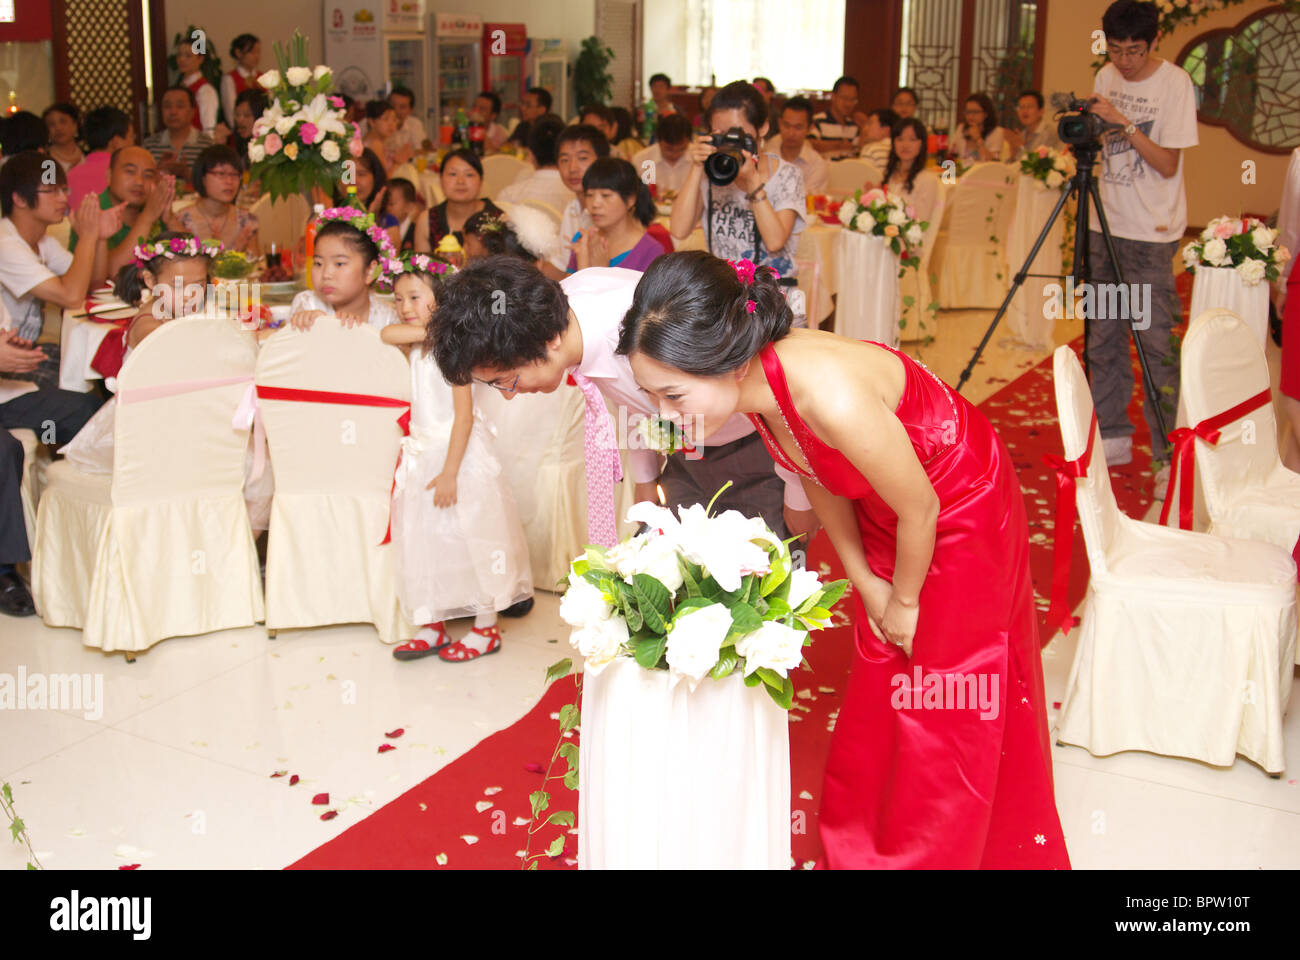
[1005,174,1066,349]
[1188,266,1270,347]
[834,230,901,349]
[577,657,790,869]
[59,310,114,392]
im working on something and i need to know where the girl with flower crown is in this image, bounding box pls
[288,207,401,331]
[380,252,533,661]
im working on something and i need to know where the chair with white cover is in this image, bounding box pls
[256,318,413,643]
[1050,345,1296,774]
[826,158,875,199]
[479,155,529,201]
[899,181,949,342]
[251,191,311,256]
[936,162,1017,309]
[31,316,264,654]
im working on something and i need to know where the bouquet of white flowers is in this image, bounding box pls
[836,186,929,274]
[557,492,848,709]
[246,31,361,201]
[1182,215,1291,287]
[1019,145,1076,191]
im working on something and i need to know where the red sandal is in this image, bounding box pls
[438,625,503,662]
[393,623,452,661]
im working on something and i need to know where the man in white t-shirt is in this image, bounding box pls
[429,258,821,546]
[496,116,573,217]
[765,97,828,196]
[541,124,610,280]
[631,113,693,198]
[1086,0,1198,488]
[388,86,430,156]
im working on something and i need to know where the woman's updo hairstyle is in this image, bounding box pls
[707,80,768,136]
[616,250,791,375]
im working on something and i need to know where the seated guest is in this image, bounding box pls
[221,34,261,131]
[414,148,501,253]
[766,96,828,195]
[1010,89,1062,157]
[497,116,574,215]
[508,86,552,150]
[694,86,718,133]
[363,99,411,173]
[471,91,510,153]
[0,112,48,166]
[859,108,898,168]
[176,145,260,255]
[0,152,122,388]
[70,146,177,285]
[648,74,678,116]
[331,147,387,211]
[632,113,694,197]
[543,123,610,279]
[43,103,84,173]
[950,92,1010,164]
[568,157,662,273]
[68,107,133,208]
[383,177,424,251]
[143,87,214,185]
[884,118,939,224]
[610,106,645,160]
[580,105,628,159]
[892,86,919,121]
[810,76,865,158]
[388,85,429,157]
[230,88,267,166]
[752,77,776,107]
[174,36,225,140]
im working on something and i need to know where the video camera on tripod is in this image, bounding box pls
[1050,92,1127,149]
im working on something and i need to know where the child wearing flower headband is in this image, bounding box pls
[381,252,533,662]
[289,206,401,331]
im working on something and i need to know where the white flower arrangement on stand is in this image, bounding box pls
[836,186,929,274]
[1019,145,1077,191]
[1182,215,1291,287]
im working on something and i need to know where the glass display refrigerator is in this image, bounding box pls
[432,11,482,125]
[324,0,428,106]
[481,22,527,120]
[526,38,567,121]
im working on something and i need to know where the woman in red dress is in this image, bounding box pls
[617,251,1069,868]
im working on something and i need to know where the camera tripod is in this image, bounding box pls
[953,136,1169,445]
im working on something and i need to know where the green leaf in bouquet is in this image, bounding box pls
[679,557,702,597]
[558,704,580,732]
[760,551,791,597]
[546,810,575,827]
[584,545,610,571]
[725,601,763,640]
[764,596,793,619]
[711,647,739,680]
[579,569,607,589]
[818,578,850,609]
[755,666,786,693]
[621,585,644,633]
[530,789,550,817]
[754,596,769,616]
[632,634,668,669]
[673,596,715,617]
[743,671,763,687]
[632,573,672,633]
[766,675,795,710]
[545,659,573,685]
[807,606,833,621]
[572,557,590,576]
[546,835,566,857]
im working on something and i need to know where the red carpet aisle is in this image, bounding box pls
[292,295,1193,868]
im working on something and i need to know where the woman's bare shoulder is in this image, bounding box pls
[774,331,905,424]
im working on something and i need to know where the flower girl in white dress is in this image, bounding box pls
[288,206,401,332]
[381,253,533,662]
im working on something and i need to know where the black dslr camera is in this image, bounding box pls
[1055,93,1125,146]
[704,127,759,186]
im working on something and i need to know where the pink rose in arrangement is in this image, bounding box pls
[264,132,283,156]
[348,137,364,158]
[299,122,320,145]
[1212,220,1236,240]
[328,95,344,108]
[862,188,887,206]
[1036,145,1049,158]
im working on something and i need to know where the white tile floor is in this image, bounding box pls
[4,306,1299,870]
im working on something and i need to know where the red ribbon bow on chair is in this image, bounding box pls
[1042,412,1097,638]
[1158,388,1271,531]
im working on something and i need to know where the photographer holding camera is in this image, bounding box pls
[670,80,807,324]
[1085,0,1198,492]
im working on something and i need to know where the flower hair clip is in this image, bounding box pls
[384,251,456,279]
[132,235,222,268]
[729,257,757,286]
[314,205,400,282]
[745,299,757,314]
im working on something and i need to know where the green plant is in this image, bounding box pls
[574,36,615,109]
[2,782,42,870]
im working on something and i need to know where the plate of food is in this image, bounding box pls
[211,250,263,283]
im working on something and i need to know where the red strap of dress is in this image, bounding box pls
[1042,412,1097,638]
[255,385,411,544]
[1158,388,1271,530]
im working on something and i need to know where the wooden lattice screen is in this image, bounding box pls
[59,0,134,114]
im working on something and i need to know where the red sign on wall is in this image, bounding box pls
[0,0,53,43]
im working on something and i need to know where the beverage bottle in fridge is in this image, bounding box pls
[468,119,485,156]
[440,113,452,146]
[454,107,469,149]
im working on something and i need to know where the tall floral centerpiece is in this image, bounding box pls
[1183,216,1291,346]
[246,31,362,202]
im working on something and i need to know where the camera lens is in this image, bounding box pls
[705,149,742,186]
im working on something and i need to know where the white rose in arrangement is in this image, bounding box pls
[320,139,341,163]
[905,223,924,246]
[837,199,858,227]
[1234,257,1266,286]
[258,69,281,89]
[852,210,874,234]
[558,574,613,628]
[1202,237,1229,266]
[1045,170,1064,189]
[248,142,266,163]
[314,65,331,80]
[1251,225,1275,252]
[736,620,806,679]
[623,533,685,592]
[274,116,295,136]
[665,603,732,689]
[674,506,776,592]
[785,567,824,612]
[886,206,907,226]
[1181,243,1200,269]
[571,615,629,675]
[286,66,313,86]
